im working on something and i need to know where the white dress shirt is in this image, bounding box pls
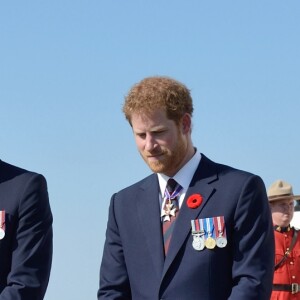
[157,149,201,213]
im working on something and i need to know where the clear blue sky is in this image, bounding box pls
[1,1,299,299]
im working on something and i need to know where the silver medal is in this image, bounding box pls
[0,228,5,240]
[192,235,205,251]
[216,236,227,248]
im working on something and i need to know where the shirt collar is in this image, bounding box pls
[157,149,201,197]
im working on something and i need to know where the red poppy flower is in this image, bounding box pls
[186,194,203,209]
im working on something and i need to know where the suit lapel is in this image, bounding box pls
[162,155,218,277]
[136,175,165,278]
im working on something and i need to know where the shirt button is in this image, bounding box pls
[290,262,294,265]
[292,276,296,279]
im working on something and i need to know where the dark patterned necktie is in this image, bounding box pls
[162,178,182,255]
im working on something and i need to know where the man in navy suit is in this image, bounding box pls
[0,160,53,300]
[98,76,274,299]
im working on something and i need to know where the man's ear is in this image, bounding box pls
[181,113,192,134]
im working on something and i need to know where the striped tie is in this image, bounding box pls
[162,178,182,255]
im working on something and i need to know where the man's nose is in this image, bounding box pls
[145,135,157,151]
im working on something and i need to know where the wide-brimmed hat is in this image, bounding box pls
[267,180,300,202]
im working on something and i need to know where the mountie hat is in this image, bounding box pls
[267,180,300,202]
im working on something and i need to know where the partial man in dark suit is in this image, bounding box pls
[0,160,53,300]
[98,76,274,299]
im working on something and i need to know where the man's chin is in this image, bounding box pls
[147,161,166,174]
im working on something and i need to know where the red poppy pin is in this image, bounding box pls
[186,194,203,209]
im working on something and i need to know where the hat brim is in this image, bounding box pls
[268,195,300,202]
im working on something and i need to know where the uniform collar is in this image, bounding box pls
[273,225,291,233]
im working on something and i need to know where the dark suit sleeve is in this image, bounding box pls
[0,174,53,300]
[229,175,274,300]
[98,194,131,299]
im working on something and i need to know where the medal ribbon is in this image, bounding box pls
[199,218,205,236]
[213,216,226,239]
[191,219,201,233]
[195,219,200,232]
[205,218,214,238]
[164,184,182,201]
[191,220,196,232]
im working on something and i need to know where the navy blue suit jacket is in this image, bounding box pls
[98,154,274,299]
[0,160,53,300]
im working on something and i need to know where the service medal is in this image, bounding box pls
[213,216,227,248]
[192,236,205,251]
[216,236,227,248]
[191,219,205,251]
[205,236,216,249]
[0,228,5,240]
[204,217,216,249]
[161,202,177,222]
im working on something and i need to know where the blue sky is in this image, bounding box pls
[1,1,299,299]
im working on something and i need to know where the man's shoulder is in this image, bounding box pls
[0,160,44,184]
[117,173,157,194]
[0,161,49,214]
[200,154,257,179]
[0,159,28,173]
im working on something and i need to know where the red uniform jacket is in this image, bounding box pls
[271,228,300,300]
